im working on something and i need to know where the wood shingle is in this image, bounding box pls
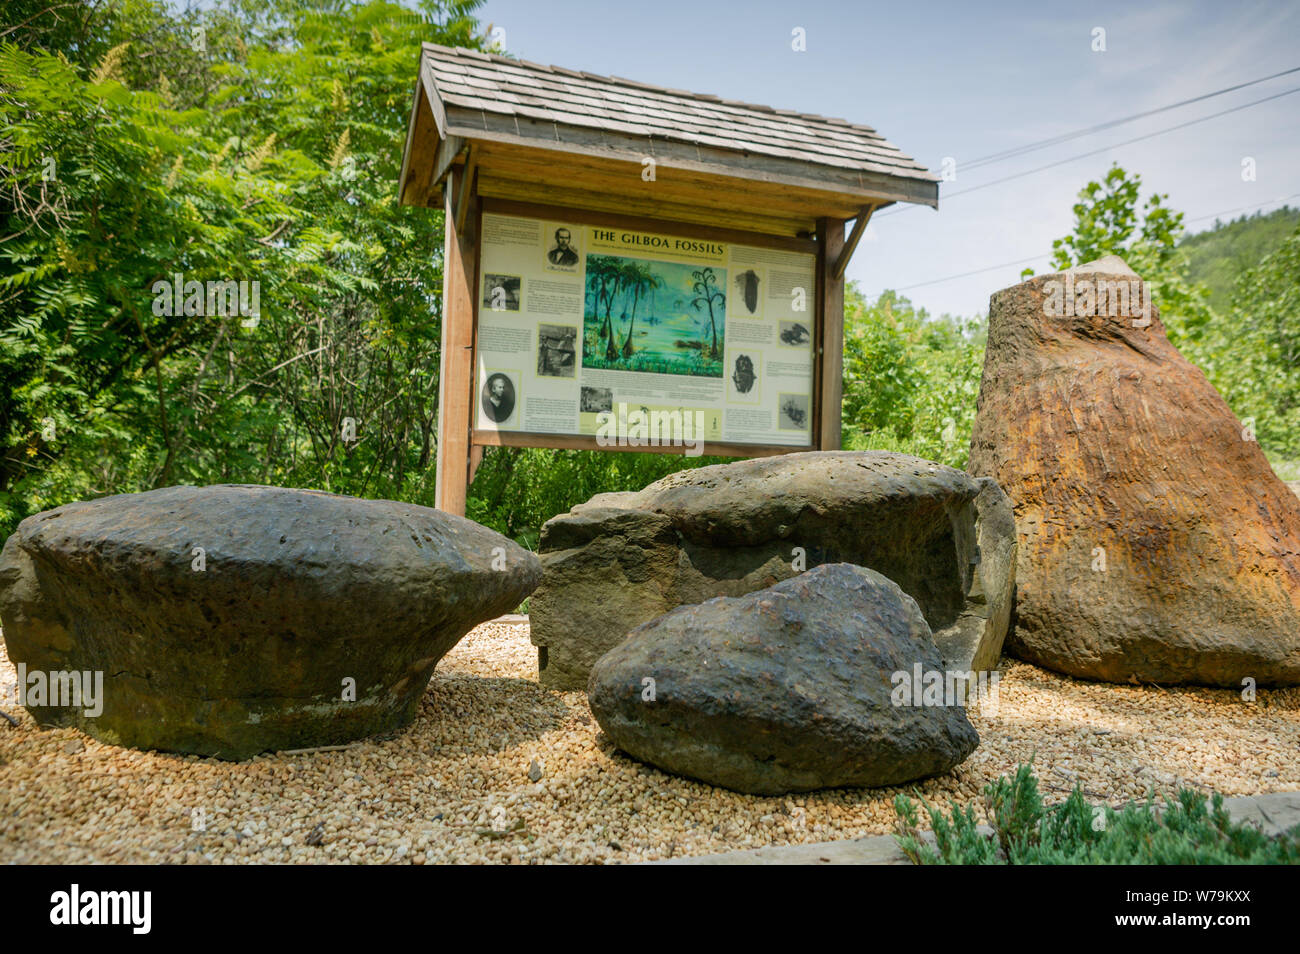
[400,43,938,237]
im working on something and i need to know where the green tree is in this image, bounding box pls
[1050,163,1182,273]
[619,260,658,357]
[1213,224,1300,461]
[839,287,985,468]
[690,266,723,359]
[0,0,486,537]
[1180,205,1299,312]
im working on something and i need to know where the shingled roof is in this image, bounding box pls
[399,43,938,235]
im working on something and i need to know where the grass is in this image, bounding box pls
[581,351,722,378]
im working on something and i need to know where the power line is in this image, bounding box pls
[892,254,1051,291]
[857,69,1300,297]
[943,86,1300,202]
[885,193,1300,292]
[878,83,1300,218]
[960,65,1300,172]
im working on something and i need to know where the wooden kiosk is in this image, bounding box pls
[398,44,938,515]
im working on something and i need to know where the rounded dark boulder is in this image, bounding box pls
[0,484,540,758]
[532,450,1016,690]
[587,563,980,795]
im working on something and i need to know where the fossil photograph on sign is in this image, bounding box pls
[779,320,811,346]
[778,392,810,430]
[536,324,577,378]
[732,267,763,316]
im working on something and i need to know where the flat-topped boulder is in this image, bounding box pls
[530,451,1016,689]
[588,563,981,794]
[0,485,540,758]
[968,257,1300,686]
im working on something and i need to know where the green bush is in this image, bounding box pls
[840,288,985,469]
[466,446,731,549]
[0,1,485,540]
[893,763,1300,864]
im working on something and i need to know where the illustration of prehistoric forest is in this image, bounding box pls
[581,254,725,377]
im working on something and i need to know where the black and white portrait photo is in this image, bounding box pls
[481,372,517,424]
[545,226,579,269]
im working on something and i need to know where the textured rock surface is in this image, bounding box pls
[530,451,1016,689]
[0,485,540,758]
[969,257,1300,686]
[587,563,980,794]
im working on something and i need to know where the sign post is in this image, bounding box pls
[434,166,478,514]
[399,44,938,515]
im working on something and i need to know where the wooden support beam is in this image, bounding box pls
[833,204,874,281]
[817,217,846,451]
[396,82,423,206]
[427,135,467,207]
[472,429,798,458]
[445,111,940,209]
[455,145,477,235]
[480,197,817,255]
[434,166,478,515]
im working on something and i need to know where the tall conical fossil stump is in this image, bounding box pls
[968,256,1300,686]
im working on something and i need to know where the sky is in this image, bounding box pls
[473,0,1300,319]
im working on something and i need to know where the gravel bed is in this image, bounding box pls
[1,621,1297,864]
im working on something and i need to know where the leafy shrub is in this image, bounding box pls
[466,447,730,549]
[840,288,985,469]
[0,1,485,539]
[893,763,1300,864]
